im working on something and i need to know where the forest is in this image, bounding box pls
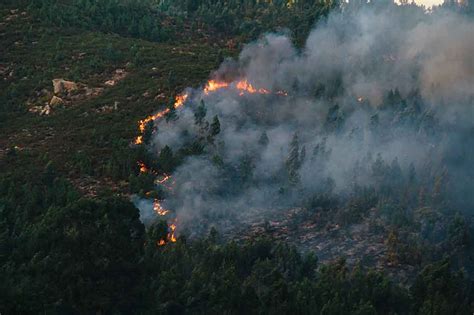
[1,0,474,314]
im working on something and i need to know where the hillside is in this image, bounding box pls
[1,0,474,314]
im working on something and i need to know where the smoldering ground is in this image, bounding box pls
[137,5,474,234]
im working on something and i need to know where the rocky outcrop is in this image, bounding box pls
[29,69,129,116]
[52,79,78,95]
[103,69,127,87]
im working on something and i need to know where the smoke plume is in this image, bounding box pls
[138,5,474,234]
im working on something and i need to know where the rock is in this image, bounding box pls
[114,101,119,110]
[104,80,116,86]
[104,69,128,87]
[154,93,166,101]
[40,104,51,116]
[142,91,150,98]
[49,96,64,106]
[52,79,78,95]
[28,106,43,114]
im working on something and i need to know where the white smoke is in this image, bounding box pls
[141,6,474,231]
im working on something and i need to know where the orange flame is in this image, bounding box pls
[204,80,230,95]
[236,79,270,95]
[153,199,170,216]
[134,93,189,144]
[168,219,177,243]
[203,78,285,97]
[156,218,178,246]
[157,174,171,184]
[135,78,290,249]
[138,161,148,173]
[134,135,143,145]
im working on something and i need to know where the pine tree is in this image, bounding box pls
[286,133,301,184]
[210,115,221,137]
[258,131,269,146]
[157,145,174,173]
[143,120,154,145]
[165,98,178,122]
[194,100,207,126]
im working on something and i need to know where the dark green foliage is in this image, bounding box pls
[1,165,472,314]
[194,99,207,127]
[411,259,472,315]
[157,145,175,174]
[129,172,155,195]
[158,0,338,43]
[210,115,221,137]
[0,167,144,314]
[27,0,169,42]
[1,1,473,314]
[142,120,154,145]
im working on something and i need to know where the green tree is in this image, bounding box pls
[157,145,175,173]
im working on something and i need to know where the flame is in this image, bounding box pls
[135,78,290,248]
[134,93,189,144]
[168,220,177,243]
[174,93,188,108]
[203,78,286,97]
[153,199,170,216]
[138,161,148,173]
[236,79,270,95]
[134,135,143,145]
[204,80,229,94]
[156,219,178,246]
[157,174,171,184]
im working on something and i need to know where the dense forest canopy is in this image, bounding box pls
[1,0,473,314]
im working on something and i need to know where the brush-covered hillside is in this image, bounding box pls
[1,0,473,314]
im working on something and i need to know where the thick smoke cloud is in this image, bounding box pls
[139,6,474,232]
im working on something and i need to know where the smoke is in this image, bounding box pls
[139,6,474,232]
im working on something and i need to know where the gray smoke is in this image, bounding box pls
[139,5,474,232]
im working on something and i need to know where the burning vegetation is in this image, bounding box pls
[3,0,474,314]
[132,6,474,280]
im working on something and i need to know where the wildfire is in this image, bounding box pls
[135,135,143,145]
[157,174,171,184]
[157,218,178,246]
[203,78,287,97]
[135,77,288,248]
[134,92,189,144]
[168,219,177,242]
[236,79,270,95]
[204,80,230,94]
[174,93,188,108]
[153,199,170,216]
[138,161,148,173]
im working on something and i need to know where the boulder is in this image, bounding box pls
[49,95,64,106]
[52,79,78,95]
[40,104,51,116]
[104,80,116,86]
